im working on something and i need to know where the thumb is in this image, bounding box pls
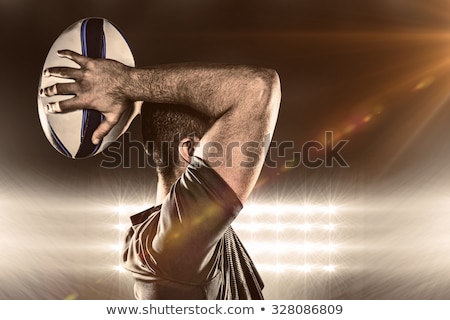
[92,116,118,145]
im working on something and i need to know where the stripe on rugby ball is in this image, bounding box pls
[75,18,106,158]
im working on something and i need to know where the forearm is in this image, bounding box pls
[125,63,279,120]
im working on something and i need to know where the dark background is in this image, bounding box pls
[2,0,450,299]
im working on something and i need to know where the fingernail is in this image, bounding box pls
[43,69,50,77]
[92,138,100,145]
[45,101,61,114]
[45,104,54,113]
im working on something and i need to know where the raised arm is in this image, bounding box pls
[129,63,280,202]
[41,50,281,202]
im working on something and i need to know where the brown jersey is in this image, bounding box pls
[122,157,264,299]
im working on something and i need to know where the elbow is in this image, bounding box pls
[267,68,281,109]
[252,68,281,113]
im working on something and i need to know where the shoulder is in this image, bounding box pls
[175,157,243,214]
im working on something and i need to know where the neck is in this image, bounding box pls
[155,170,183,204]
[154,157,189,204]
[156,177,170,204]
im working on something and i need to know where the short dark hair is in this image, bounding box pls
[141,102,211,178]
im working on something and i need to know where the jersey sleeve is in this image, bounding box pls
[152,156,243,282]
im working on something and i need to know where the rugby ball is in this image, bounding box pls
[37,17,141,159]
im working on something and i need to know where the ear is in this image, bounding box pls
[178,136,199,164]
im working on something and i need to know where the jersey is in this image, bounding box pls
[121,157,264,299]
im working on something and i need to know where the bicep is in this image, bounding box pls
[194,74,281,203]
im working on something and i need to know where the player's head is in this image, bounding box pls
[141,103,211,181]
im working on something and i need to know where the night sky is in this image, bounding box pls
[2,0,450,299]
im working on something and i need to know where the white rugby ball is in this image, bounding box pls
[37,17,141,159]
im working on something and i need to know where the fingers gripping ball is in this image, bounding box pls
[37,17,140,159]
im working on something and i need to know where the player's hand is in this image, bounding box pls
[39,49,134,144]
